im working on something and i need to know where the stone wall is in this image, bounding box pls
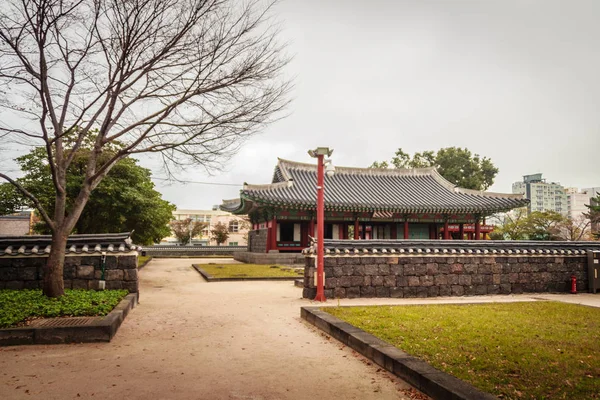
[142,245,245,257]
[234,251,305,265]
[248,229,268,253]
[0,254,138,292]
[302,255,588,299]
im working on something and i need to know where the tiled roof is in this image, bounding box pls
[222,159,528,215]
[0,232,139,257]
[303,239,600,256]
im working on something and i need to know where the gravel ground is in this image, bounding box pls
[0,258,425,400]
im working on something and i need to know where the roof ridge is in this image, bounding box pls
[277,158,437,176]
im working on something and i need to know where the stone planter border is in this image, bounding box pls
[301,306,497,400]
[0,293,138,346]
[193,265,301,282]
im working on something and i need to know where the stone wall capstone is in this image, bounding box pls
[302,255,587,299]
[0,254,139,292]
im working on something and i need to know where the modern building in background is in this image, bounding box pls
[0,211,34,236]
[164,207,249,246]
[512,173,568,216]
[566,186,600,220]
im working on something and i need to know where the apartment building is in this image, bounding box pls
[512,173,568,216]
[165,208,248,246]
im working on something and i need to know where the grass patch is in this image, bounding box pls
[138,255,152,268]
[0,289,128,328]
[325,302,600,400]
[201,264,303,278]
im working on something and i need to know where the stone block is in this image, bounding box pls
[398,257,411,264]
[420,275,434,287]
[105,256,118,270]
[482,257,495,264]
[471,275,484,285]
[437,264,450,274]
[438,285,451,296]
[360,257,379,265]
[444,257,456,265]
[333,267,344,277]
[77,265,95,279]
[499,284,512,294]
[303,287,316,298]
[363,276,371,286]
[63,279,73,289]
[390,287,403,298]
[434,275,448,286]
[427,286,439,297]
[416,287,428,298]
[492,274,501,285]
[324,289,334,299]
[458,275,471,285]
[364,265,378,276]
[407,276,420,287]
[377,264,390,275]
[375,286,390,297]
[487,284,500,294]
[325,277,338,288]
[324,258,337,267]
[351,276,364,286]
[339,276,352,288]
[5,280,24,289]
[511,284,523,294]
[360,286,376,297]
[450,263,463,274]
[116,255,136,269]
[426,263,438,275]
[19,267,37,281]
[403,265,415,276]
[414,264,427,276]
[396,276,408,287]
[390,265,403,275]
[324,267,333,277]
[72,279,89,290]
[106,281,123,290]
[106,269,124,281]
[372,276,384,286]
[347,286,360,298]
[478,265,492,274]
[509,273,519,283]
[451,285,464,296]
[386,257,399,265]
[463,264,478,274]
[23,280,40,289]
[0,267,18,280]
[447,274,459,285]
[334,287,346,298]
[342,266,354,276]
[383,276,395,287]
[403,287,417,298]
[354,265,365,276]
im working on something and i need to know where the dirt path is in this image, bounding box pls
[0,258,423,400]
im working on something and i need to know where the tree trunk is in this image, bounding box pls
[43,230,68,297]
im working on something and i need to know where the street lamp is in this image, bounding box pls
[308,147,334,302]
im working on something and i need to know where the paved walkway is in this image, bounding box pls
[2,258,598,400]
[0,259,423,400]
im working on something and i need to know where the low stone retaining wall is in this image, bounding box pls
[142,245,245,257]
[0,254,139,293]
[248,229,268,253]
[234,251,305,265]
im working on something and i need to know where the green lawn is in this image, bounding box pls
[138,255,152,268]
[0,289,128,328]
[325,302,600,400]
[201,263,303,278]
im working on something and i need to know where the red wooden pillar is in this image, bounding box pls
[459,223,464,240]
[391,223,397,239]
[338,224,345,240]
[474,219,481,241]
[443,220,450,240]
[270,218,278,250]
[354,218,359,240]
[404,220,409,239]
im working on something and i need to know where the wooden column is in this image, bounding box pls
[404,220,409,239]
[270,218,278,250]
[338,224,345,240]
[459,223,464,240]
[391,223,397,239]
[474,218,481,241]
[443,220,450,240]
[353,218,359,240]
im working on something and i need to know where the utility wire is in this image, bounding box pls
[152,177,242,187]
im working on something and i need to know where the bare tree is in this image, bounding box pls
[0,0,290,297]
[555,215,593,241]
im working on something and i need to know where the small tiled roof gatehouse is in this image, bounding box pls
[221,159,529,253]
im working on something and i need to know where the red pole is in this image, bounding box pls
[459,223,464,240]
[315,154,326,302]
[353,217,359,240]
[475,219,481,240]
[443,220,449,240]
[404,220,409,239]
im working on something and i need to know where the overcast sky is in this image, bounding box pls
[3,0,600,210]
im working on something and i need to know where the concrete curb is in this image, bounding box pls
[301,307,498,400]
[0,293,138,346]
[193,265,302,282]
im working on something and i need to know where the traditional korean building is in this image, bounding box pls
[221,159,529,253]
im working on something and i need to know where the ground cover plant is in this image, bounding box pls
[201,264,303,278]
[0,289,128,328]
[138,255,152,268]
[325,302,600,400]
